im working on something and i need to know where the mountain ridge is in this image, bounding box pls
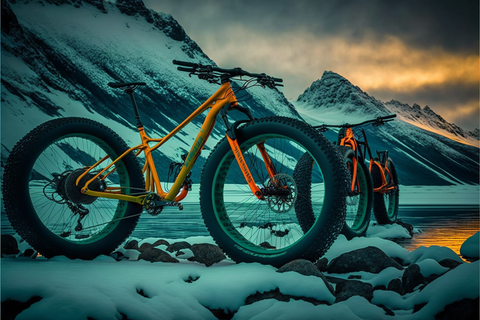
[296,71,479,185]
[298,70,478,147]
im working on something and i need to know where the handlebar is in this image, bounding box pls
[314,114,397,131]
[172,60,283,87]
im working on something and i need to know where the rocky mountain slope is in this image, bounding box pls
[1,0,298,182]
[296,71,479,185]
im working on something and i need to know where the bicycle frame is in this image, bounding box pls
[75,81,270,205]
[338,125,396,195]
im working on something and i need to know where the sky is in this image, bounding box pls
[143,0,479,131]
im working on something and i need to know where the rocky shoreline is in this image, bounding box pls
[1,223,479,320]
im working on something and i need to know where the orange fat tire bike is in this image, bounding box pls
[294,115,399,239]
[2,60,348,266]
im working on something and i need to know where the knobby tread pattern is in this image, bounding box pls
[2,117,145,259]
[337,146,372,238]
[371,158,399,225]
[200,116,348,266]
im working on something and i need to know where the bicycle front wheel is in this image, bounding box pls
[200,117,347,267]
[2,117,145,259]
[338,146,372,239]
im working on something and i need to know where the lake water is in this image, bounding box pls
[2,203,478,259]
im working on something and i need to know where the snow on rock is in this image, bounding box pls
[460,231,479,259]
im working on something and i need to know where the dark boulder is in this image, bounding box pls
[387,278,402,294]
[335,280,374,303]
[327,246,403,274]
[166,241,191,253]
[277,259,334,295]
[187,244,225,267]
[438,258,463,270]
[402,264,427,294]
[124,240,139,250]
[315,257,328,272]
[138,248,179,263]
[434,297,479,320]
[1,234,19,256]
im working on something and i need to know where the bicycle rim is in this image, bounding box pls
[211,134,326,254]
[383,164,398,219]
[345,159,369,230]
[28,134,131,244]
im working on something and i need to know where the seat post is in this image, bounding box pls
[125,87,143,128]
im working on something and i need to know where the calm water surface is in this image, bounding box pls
[2,204,479,258]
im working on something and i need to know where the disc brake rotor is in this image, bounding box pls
[263,173,297,213]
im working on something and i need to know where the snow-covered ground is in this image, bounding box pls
[2,225,478,320]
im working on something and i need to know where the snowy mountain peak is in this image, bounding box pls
[296,70,389,118]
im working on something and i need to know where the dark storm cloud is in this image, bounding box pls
[149,0,479,54]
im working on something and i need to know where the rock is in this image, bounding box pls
[402,264,427,294]
[187,244,225,267]
[387,278,402,294]
[434,297,479,320]
[138,248,179,263]
[124,240,139,250]
[438,258,463,270]
[348,275,362,280]
[138,243,153,252]
[152,239,170,247]
[335,280,374,303]
[327,246,403,274]
[110,251,124,261]
[277,259,334,295]
[1,234,19,255]
[245,287,329,307]
[315,257,328,272]
[166,241,191,253]
[396,219,414,237]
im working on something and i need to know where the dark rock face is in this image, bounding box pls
[315,257,328,272]
[138,248,179,263]
[438,258,463,270]
[434,297,479,320]
[124,240,139,250]
[1,234,19,255]
[335,280,374,303]
[166,241,191,253]
[327,246,403,274]
[187,244,225,267]
[387,278,402,294]
[1,296,43,320]
[277,259,334,295]
[396,220,414,237]
[401,264,427,294]
[245,287,329,307]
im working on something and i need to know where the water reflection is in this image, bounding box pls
[2,204,479,259]
[396,206,479,260]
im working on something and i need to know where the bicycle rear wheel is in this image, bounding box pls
[2,117,145,259]
[371,157,399,224]
[200,117,347,267]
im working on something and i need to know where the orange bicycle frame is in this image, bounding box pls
[340,128,360,193]
[75,81,270,204]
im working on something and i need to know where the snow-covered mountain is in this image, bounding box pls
[1,0,299,182]
[296,71,479,186]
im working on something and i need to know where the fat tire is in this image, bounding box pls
[337,146,372,239]
[371,157,399,224]
[200,117,347,267]
[2,117,145,259]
